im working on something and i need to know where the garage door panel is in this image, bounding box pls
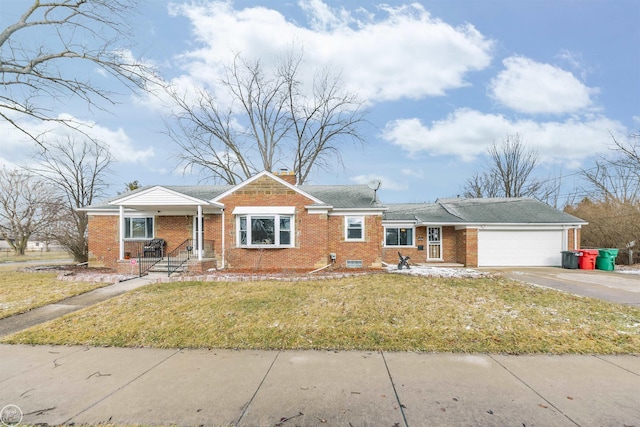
[478,230,563,267]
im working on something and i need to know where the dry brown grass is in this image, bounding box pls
[0,249,71,263]
[0,267,107,319]
[3,274,639,354]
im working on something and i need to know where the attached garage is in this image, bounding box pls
[478,228,565,267]
[384,197,585,268]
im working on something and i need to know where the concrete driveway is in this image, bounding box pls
[485,267,640,307]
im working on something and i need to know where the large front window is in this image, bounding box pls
[238,214,293,247]
[385,227,414,246]
[124,217,153,239]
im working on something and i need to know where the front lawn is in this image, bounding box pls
[0,267,108,319]
[3,274,639,354]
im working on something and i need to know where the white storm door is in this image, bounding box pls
[427,226,442,260]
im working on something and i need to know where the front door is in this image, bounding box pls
[427,226,442,261]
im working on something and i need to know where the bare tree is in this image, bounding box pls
[565,198,640,259]
[463,171,501,198]
[0,168,63,255]
[463,134,559,202]
[166,51,366,184]
[581,132,640,203]
[31,137,113,262]
[0,0,155,145]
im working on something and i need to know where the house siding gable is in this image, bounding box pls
[112,187,210,206]
[220,175,331,270]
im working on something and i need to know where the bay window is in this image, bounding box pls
[237,214,293,247]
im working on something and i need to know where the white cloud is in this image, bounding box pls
[0,114,155,167]
[381,108,626,166]
[167,1,494,103]
[350,173,408,191]
[298,0,353,31]
[401,168,424,178]
[489,56,597,115]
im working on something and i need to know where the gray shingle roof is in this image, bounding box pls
[384,198,586,224]
[84,183,381,210]
[382,203,462,222]
[84,180,584,225]
[163,185,231,200]
[301,185,379,209]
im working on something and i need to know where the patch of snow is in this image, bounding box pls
[617,269,640,275]
[386,265,489,278]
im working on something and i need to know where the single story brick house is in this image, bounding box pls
[82,170,586,275]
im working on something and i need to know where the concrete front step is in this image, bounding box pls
[147,258,188,274]
[148,265,186,273]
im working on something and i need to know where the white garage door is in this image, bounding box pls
[478,229,564,267]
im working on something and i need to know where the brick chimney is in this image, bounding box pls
[275,170,297,185]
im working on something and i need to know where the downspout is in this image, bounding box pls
[119,205,125,260]
[198,205,203,261]
[221,208,225,269]
[574,226,578,250]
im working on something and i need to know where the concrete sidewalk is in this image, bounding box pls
[1,345,638,426]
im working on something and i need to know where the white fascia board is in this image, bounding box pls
[472,223,585,230]
[211,171,325,205]
[383,220,418,227]
[232,206,296,215]
[305,204,332,215]
[80,208,125,215]
[329,209,387,216]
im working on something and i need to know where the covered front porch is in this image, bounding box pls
[108,186,225,276]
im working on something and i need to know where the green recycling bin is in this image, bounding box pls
[561,251,579,269]
[595,248,619,271]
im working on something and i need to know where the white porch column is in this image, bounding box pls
[198,205,203,261]
[119,205,125,260]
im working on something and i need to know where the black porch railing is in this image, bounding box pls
[165,238,215,276]
[127,239,165,276]
[124,238,214,277]
[165,239,193,276]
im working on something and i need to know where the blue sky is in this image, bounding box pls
[1,0,639,204]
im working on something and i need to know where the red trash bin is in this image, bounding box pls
[578,249,598,270]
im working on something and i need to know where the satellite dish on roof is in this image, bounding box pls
[367,180,381,190]
[367,180,382,204]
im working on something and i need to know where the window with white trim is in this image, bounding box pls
[124,217,153,239]
[237,214,294,247]
[345,216,364,241]
[385,227,414,246]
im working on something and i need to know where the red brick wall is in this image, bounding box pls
[220,175,382,271]
[273,171,297,185]
[382,226,458,266]
[88,215,119,268]
[568,227,581,250]
[88,214,219,270]
[327,215,383,269]
[455,228,467,266]
[156,216,191,253]
[463,228,478,267]
[441,226,456,262]
[220,175,329,271]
